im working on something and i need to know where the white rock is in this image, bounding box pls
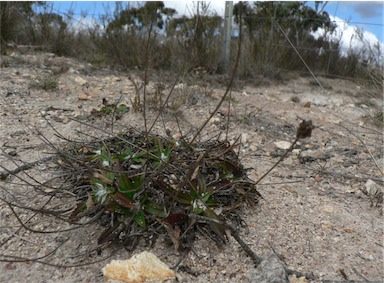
[74,76,88,86]
[249,144,258,152]
[210,117,221,124]
[174,83,185,90]
[67,67,78,74]
[102,251,176,283]
[292,149,301,155]
[323,205,334,213]
[242,133,249,144]
[112,76,122,82]
[274,141,291,150]
[37,111,46,117]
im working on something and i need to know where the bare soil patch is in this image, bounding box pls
[0,52,383,282]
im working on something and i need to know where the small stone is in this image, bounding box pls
[242,133,249,144]
[67,67,77,74]
[289,274,310,283]
[341,227,356,233]
[303,101,311,108]
[246,254,288,283]
[74,76,88,86]
[333,236,340,243]
[314,175,321,182]
[323,206,334,213]
[321,221,333,229]
[62,116,70,124]
[249,144,258,152]
[345,187,357,194]
[172,133,181,140]
[111,76,122,82]
[274,141,291,150]
[292,149,301,155]
[78,93,90,100]
[174,83,185,90]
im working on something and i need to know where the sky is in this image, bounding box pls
[40,1,383,60]
[45,1,383,40]
[309,2,383,42]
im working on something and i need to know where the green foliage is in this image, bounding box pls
[233,1,339,74]
[0,1,75,56]
[32,11,73,56]
[234,1,335,40]
[107,1,176,31]
[96,2,176,68]
[92,1,223,70]
[0,2,36,51]
[38,13,68,37]
[99,99,129,116]
[167,13,222,69]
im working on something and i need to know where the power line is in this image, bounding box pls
[239,15,384,27]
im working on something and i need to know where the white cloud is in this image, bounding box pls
[165,1,231,17]
[312,16,383,65]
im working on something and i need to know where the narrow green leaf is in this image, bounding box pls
[134,212,147,229]
[144,203,168,217]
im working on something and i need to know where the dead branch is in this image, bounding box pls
[0,155,56,180]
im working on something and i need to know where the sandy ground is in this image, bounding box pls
[0,52,383,282]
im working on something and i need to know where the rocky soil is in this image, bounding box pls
[0,51,383,282]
